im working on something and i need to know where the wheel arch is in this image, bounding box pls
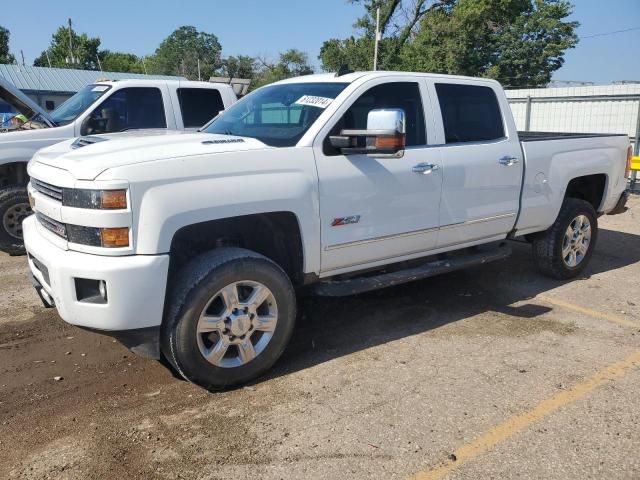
[0,161,29,188]
[562,173,607,212]
[168,212,307,287]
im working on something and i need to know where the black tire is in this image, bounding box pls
[532,198,598,279]
[0,185,31,256]
[161,247,296,391]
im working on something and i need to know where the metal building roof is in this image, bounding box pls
[0,64,184,94]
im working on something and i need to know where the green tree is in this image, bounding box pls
[320,0,578,87]
[253,49,314,89]
[218,55,258,80]
[0,26,16,64]
[402,0,578,86]
[33,25,101,69]
[99,50,145,73]
[320,0,442,71]
[147,26,222,80]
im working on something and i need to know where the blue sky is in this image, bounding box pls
[3,0,639,83]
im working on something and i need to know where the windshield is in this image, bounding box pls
[203,82,348,147]
[50,84,111,125]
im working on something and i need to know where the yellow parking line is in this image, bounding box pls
[538,295,640,329]
[411,350,640,480]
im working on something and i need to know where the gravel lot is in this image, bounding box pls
[1,197,639,480]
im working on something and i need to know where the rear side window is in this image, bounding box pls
[178,88,225,128]
[435,83,504,144]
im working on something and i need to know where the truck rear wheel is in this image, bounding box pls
[532,198,598,279]
[0,185,31,255]
[161,247,296,391]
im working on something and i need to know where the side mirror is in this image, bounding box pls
[80,116,91,136]
[330,108,406,156]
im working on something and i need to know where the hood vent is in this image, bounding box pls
[71,136,109,149]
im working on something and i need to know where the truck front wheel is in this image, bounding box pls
[0,186,31,255]
[532,198,598,279]
[161,248,296,391]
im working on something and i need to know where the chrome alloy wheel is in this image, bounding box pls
[2,202,32,239]
[562,214,592,268]
[196,281,278,368]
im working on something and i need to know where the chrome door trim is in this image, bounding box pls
[324,225,439,251]
[438,212,516,230]
[324,212,516,251]
[322,233,506,272]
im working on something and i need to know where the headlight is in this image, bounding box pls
[63,189,128,210]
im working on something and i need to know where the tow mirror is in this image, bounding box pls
[330,108,406,156]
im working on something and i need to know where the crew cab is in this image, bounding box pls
[0,78,237,253]
[23,71,631,390]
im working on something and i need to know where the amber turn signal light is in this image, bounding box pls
[101,190,128,209]
[375,135,406,151]
[101,227,130,248]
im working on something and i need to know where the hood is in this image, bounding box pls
[33,130,271,180]
[0,77,54,127]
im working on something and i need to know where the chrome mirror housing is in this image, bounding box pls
[330,108,406,156]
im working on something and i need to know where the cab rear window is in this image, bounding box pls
[178,88,225,128]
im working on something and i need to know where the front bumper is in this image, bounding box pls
[23,216,170,332]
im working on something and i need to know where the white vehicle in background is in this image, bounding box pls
[23,71,631,390]
[0,78,237,254]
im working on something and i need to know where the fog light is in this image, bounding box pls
[75,278,108,304]
[98,280,108,301]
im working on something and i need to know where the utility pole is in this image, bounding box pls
[96,54,103,72]
[197,58,201,81]
[20,50,25,66]
[373,7,381,71]
[45,50,52,68]
[67,18,75,65]
[141,56,148,74]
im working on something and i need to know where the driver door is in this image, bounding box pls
[314,80,443,274]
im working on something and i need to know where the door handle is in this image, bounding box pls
[412,163,439,175]
[499,156,519,166]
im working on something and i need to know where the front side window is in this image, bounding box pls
[435,83,505,144]
[83,87,166,135]
[178,88,225,128]
[204,82,348,147]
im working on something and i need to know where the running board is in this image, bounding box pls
[311,242,512,297]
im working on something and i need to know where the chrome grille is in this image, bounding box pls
[36,212,66,239]
[32,178,63,201]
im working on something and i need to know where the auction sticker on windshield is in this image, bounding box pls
[92,86,109,92]
[294,95,334,109]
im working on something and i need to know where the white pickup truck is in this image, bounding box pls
[23,71,631,390]
[0,78,237,253]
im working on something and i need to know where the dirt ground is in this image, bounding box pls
[1,197,639,480]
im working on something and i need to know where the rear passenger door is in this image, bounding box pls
[429,81,523,248]
[177,88,226,129]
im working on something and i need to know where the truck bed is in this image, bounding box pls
[519,131,629,142]
[515,131,630,237]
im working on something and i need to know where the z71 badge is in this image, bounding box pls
[331,215,361,227]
